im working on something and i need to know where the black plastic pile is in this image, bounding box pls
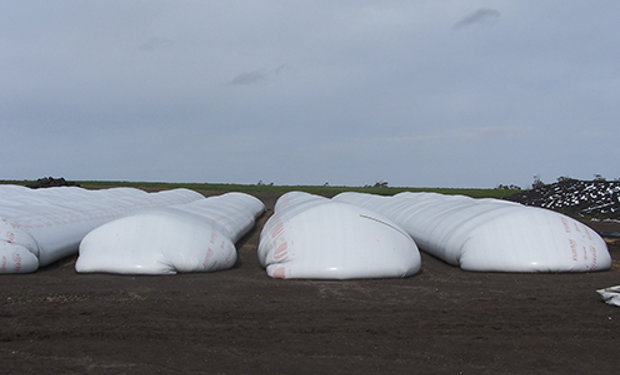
[503,179,620,218]
[27,177,80,189]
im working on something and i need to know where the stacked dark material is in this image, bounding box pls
[26,177,80,189]
[503,179,620,219]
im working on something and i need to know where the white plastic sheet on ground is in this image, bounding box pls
[76,193,265,275]
[258,191,420,279]
[597,285,620,307]
[0,185,203,273]
[334,192,611,272]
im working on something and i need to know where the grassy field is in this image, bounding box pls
[1,179,521,199]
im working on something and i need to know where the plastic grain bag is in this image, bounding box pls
[333,192,611,272]
[0,185,203,273]
[257,191,420,279]
[597,285,620,307]
[76,193,265,275]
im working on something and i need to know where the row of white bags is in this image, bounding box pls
[0,185,204,273]
[1,186,612,278]
[333,192,611,272]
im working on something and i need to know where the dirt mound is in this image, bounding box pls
[26,177,80,189]
[503,179,620,218]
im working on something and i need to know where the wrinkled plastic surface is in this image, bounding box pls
[76,193,265,275]
[334,192,611,272]
[258,191,420,279]
[597,285,620,307]
[0,185,203,273]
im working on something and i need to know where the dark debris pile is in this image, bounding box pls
[503,179,620,218]
[27,177,80,189]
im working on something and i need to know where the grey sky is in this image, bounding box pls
[1,1,618,188]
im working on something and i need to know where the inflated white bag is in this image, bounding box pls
[0,185,203,273]
[334,192,611,272]
[76,193,265,275]
[258,191,420,279]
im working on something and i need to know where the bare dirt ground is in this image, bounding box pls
[1,191,619,374]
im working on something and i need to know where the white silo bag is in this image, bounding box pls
[258,191,420,279]
[75,193,265,275]
[334,192,611,272]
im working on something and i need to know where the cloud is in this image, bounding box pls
[229,69,268,85]
[138,37,173,52]
[228,64,288,86]
[452,8,501,30]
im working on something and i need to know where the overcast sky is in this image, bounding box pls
[1,1,618,188]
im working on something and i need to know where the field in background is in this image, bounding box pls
[0,180,520,199]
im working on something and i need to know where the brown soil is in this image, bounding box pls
[1,191,619,374]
